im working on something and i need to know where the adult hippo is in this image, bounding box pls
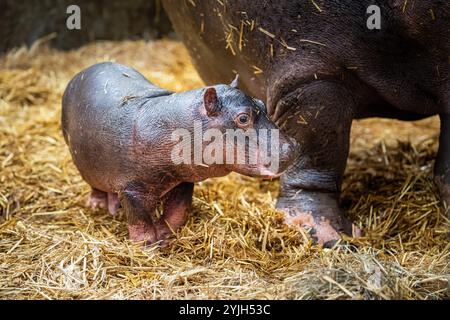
[162,0,449,245]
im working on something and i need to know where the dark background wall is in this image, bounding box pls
[0,0,174,53]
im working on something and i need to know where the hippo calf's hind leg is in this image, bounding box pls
[435,114,450,216]
[120,182,158,246]
[107,192,120,215]
[86,188,108,211]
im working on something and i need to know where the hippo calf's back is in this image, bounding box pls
[61,62,170,192]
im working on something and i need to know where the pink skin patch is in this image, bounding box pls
[285,210,361,245]
[285,211,340,245]
[258,166,284,179]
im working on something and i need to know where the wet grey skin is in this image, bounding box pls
[62,62,296,246]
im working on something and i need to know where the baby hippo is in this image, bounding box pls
[62,62,296,245]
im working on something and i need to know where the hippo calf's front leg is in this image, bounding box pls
[435,114,450,216]
[272,81,358,246]
[155,182,194,245]
[120,181,194,246]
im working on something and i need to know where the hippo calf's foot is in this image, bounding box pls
[107,192,120,216]
[86,188,121,215]
[154,182,194,246]
[120,182,194,248]
[129,223,177,248]
[128,222,158,247]
[86,188,108,211]
[277,190,360,247]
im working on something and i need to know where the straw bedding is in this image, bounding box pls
[0,39,448,299]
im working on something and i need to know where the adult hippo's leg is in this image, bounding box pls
[271,80,358,246]
[435,114,450,216]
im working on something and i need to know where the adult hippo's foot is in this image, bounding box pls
[277,189,357,247]
[276,172,361,248]
[268,79,364,247]
[435,175,450,216]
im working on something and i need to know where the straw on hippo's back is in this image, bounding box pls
[62,62,296,246]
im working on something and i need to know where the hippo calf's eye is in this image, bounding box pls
[239,114,249,123]
[235,113,252,127]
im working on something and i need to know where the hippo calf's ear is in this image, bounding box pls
[204,87,220,117]
[230,74,239,88]
[253,98,268,114]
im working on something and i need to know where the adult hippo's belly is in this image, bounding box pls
[162,0,450,246]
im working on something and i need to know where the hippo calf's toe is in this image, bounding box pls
[62,62,296,246]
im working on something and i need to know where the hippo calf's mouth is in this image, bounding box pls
[259,170,285,180]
